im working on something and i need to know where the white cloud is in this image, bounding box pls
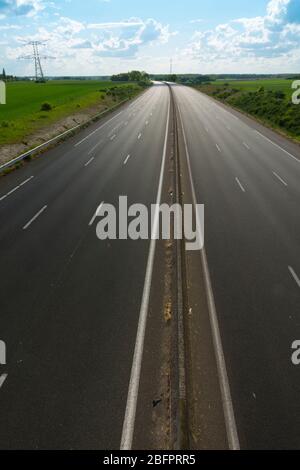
[0,0,44,17]
[5,14,174,75]
[185,0,300,70]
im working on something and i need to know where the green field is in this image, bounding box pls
[214,79,295,97]
[0,80,142,145]
[196,79,300,140]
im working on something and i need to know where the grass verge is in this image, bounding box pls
[0,80,145,146]
[194,79,300,142]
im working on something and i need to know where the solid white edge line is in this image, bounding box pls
[74,111,123,147]
[0,374,8,389]
[177,103,240,451]
[23,205,47,230]
[272,171,288,187]
[120,95,171,451]
[235,177,246,193]
[254,130,300,164]
[89,202,104,227]
[288,266,300,288]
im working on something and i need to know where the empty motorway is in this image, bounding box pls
[0,81,300,450]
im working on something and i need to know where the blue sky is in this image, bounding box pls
[0,0,299,76]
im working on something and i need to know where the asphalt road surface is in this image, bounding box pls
[0,81,300,450]
[172,84,300,450]
[0,83,170,449]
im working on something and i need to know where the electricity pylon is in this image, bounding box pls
[19,41,53,82]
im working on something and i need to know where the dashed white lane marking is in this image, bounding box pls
[273,171,288,187]
[289,266,300,288]
[145,121,149,126]
[216,144,221,153]
[0,374,7,389]
[0,176,34,202]
[124,121,129,126]
[205,127,209,133]
[89,202,104,226]
[74,111,123,147]
[85,157,94,167]
[23,205,48,230]
[226,125,231,131]
[124,155,131,165]
[243,142,250,150]
[235,177,246,193]
[88,140,103,156]
[138,133,142,140]
[110,134,116,141]
[254,130,300,164]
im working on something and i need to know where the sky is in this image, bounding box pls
[0,0,300,76]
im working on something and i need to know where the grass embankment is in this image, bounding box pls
[0,80,144,146]
[195,79,300,141]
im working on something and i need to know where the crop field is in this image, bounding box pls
[0,80,141,145]
[214,79,295,97]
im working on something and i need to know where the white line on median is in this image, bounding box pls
[85,157,94,167]
[0,374,7,389]
[289,266,300,288]
[89,202,104,226]
[0,176,34,202]
[273,171,288,187]
[254,130,300,164]
[235,177,246,193]
[23,205,47,230]
[177,103,240,451]
[120,96,171,451]
[123,155,131,165]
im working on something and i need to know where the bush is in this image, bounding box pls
[40,102,52,111]
[274,90,285,100]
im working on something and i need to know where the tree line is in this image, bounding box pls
[111,71,151,84]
